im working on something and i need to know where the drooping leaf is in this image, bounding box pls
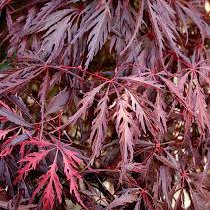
[46,89,70,115]
[115,93,137,169]
[62,82,108,129]
[0,107,32,128]
[89,86,109,164]
[105,190,138,210]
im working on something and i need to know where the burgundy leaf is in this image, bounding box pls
[90,87,109,164]
[62,82,108,129]
[0,107,32,128]
[105,190,138,210]
[46,89,70,115]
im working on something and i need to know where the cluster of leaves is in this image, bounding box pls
[0,0,210,209]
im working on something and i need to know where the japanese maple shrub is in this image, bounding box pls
[0,0,210,209]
